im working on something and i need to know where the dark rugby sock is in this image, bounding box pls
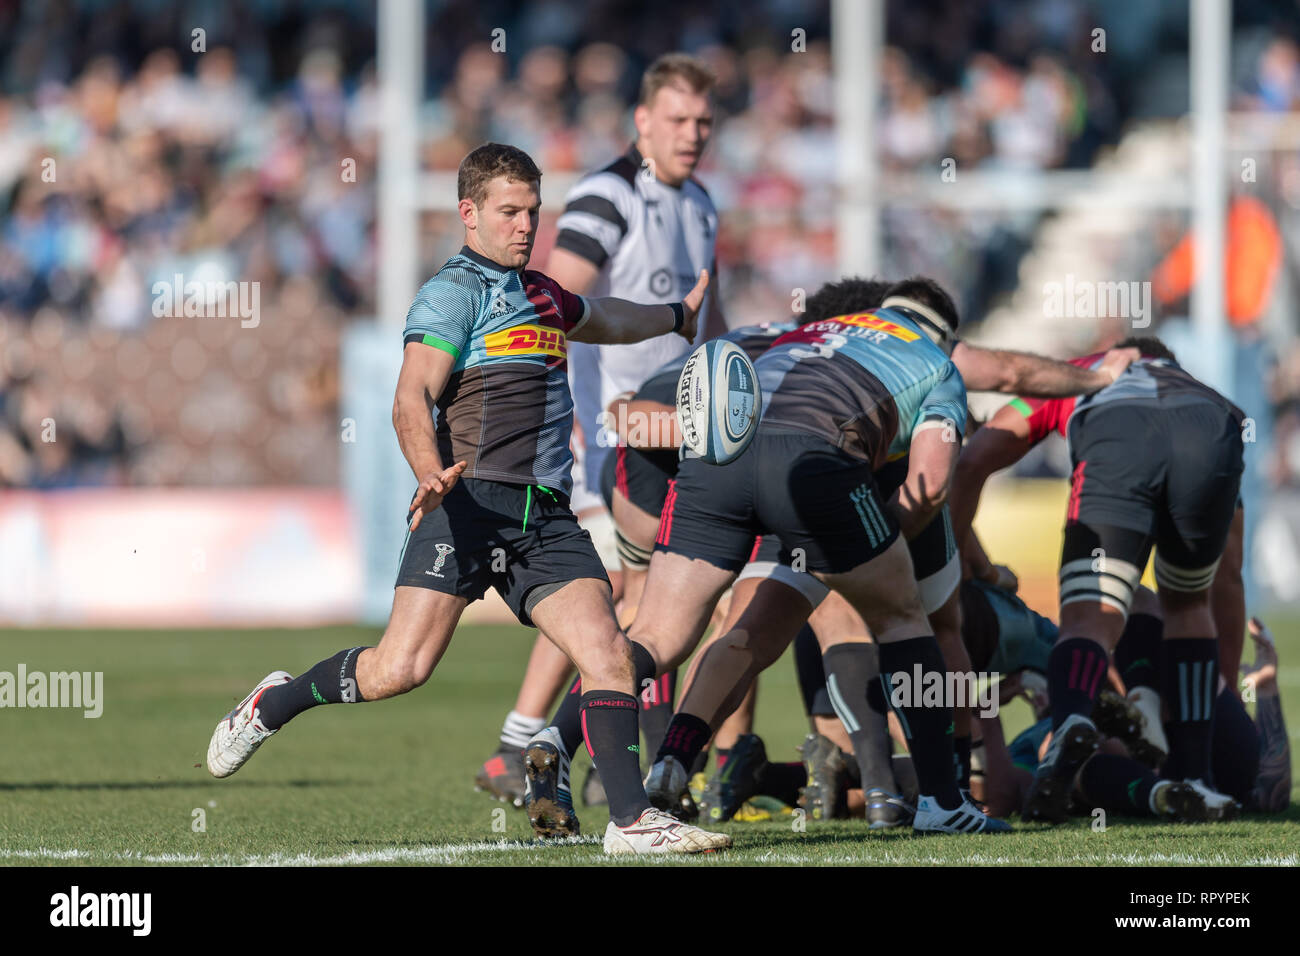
[1114,613,1162,692]
[756,761,805,806]
[1077,753,1158,816]
[579,690,650,826]
[639,669,677,761]
[1047,637,1109,730]
[547,641,656,759]
[256,647,367,730]
[823,643,897,792]
[714,748,731,772]
[878,636,961,809]
[1161,638,1218,782]
[656,713,712,771]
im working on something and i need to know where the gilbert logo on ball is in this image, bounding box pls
[676,340,761,465]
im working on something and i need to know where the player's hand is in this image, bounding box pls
[1096,346,1140,387]
[991,564,1018,592]
[1241,616,1279,694]
[408,461,468,532]
[677,269,709,341]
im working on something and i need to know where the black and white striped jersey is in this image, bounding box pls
[557,144,719,498]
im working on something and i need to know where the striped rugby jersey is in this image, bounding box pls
[402,246,591,495]
[555,145,719,496]
[755,306,967,471]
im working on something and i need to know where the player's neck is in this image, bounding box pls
[461,236,523,274]
[630,141,687,189]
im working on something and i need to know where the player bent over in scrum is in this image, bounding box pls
[205,143,730,855]
[632,277,1007,833]
[951,336,1247,823]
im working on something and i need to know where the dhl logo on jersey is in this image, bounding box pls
[483,323,568,359]
[836,312,921,342]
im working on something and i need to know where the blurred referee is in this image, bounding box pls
[475,53,727,811]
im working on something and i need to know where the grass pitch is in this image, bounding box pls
[1,622,1297,866]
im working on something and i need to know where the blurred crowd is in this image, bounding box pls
[1,0,1299,487]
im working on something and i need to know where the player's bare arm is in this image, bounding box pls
[948,400,1034,544]
[892,424,960,540]
[570,268,708,345]
[392,341,467,530]
[953,342,1139,396]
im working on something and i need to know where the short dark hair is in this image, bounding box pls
[638,52,715,107]
[457,143,542,208]
[1114,335,1177,363]
[881,276,960,331]
[803,277,892,322]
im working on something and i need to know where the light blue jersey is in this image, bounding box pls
[755,306,967,469]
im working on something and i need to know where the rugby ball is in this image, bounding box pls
[676,339,761,464]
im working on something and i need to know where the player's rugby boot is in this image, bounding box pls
[523,730,580,838]
[798,732,850,821]
[913,793,1011,833]
[474,745,527,808]
[207,671,292,778]
[1151,779,1240,822]
[700,734,766,823]
[1093,688,1165,769]
[865,788,915,829]
[644,756,694,819]
[603,807,732,855]
[1124,686,1170,769]
[1022,713,1101,823]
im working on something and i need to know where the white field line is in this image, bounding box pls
[0,842,1294,867]
[0,837,602,867]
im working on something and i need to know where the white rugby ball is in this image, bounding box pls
[676,339,762,465]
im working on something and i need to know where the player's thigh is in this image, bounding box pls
[628,549,737,669]
[816,535,930,644]
[1059,411,1160,631]
[529,577,631,688]
[1156,403,1244,597]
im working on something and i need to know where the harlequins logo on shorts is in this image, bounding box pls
[432,543,455,576]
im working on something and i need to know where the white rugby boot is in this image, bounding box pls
[603,807,732,855]
[206,671,291,778]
